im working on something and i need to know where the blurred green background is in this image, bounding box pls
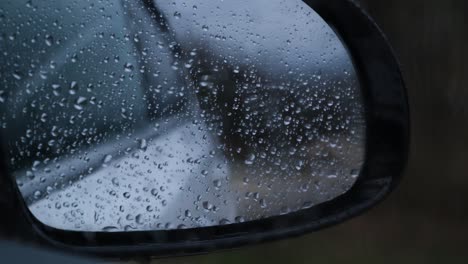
[147,1,468,263]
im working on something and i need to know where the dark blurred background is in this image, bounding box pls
[153,1,468,263]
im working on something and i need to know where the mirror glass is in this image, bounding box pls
[0,0,365,231]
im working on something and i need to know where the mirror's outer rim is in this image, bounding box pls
[0,0,409,258]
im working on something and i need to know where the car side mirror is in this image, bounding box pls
[0,0,408,258]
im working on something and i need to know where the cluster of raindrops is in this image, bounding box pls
[0,0,365,232]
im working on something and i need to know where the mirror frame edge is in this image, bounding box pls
[0,0,409,258]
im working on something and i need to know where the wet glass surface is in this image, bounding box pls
[0,0,365,231]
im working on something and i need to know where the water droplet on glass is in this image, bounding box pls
[184,210,192,217]
[12,71,23,80]
[40,113,47,123]
[135,214,143,224]
[202,201,213,211]
[102,226,118,232]
[138,138,147,151]
[235,216,246,223]
[244,154,256,165]
[213,179,221,188]
[219,219,231,225]
[51,84,61,96]
[0,90,5,103]
[26,170,35,180]
[124,62,134,72]
[350,169,360,178]
[73,96,87,110]
[102,155,112,166]
[69,81,78,95]
[111,177,119,186]
[47,139,56,147]
[33,190,42,200]
[45,34,53,46]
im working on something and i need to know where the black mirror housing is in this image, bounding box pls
[0,0,408,258]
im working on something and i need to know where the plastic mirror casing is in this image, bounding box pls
[0,0,408,258]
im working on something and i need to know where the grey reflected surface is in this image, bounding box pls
[0,0,365,231]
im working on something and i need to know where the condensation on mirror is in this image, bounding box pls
[0,0,366,231]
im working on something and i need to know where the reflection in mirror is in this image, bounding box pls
[0,0,365,231]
